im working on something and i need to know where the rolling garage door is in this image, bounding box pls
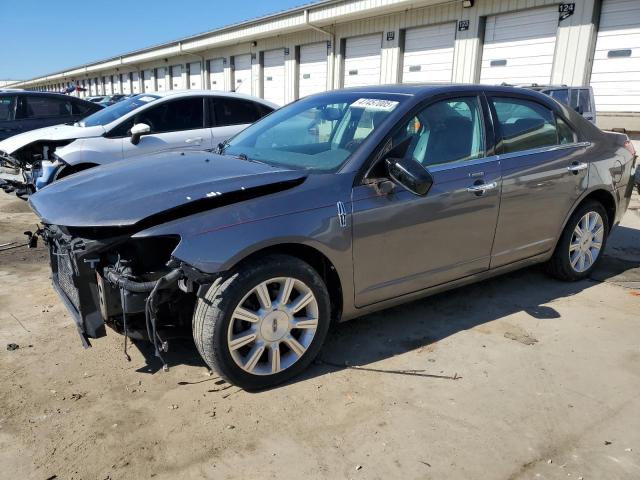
[233,54,252,94]
[171,65,183,90]
[112,75,121,94]
[590,0,640,112]
[402,23,456,83]
[480,6,558,85]
[90,78,97,96]
[343,34,382,87]
[188,62,202,89]
[263,49,285,105]
[209,58,225,90]
[299,42,328,98]
[104,76,112,95]
[156,67,167,91]
[122,74,131,94]
[143,70,153,92]
[132,72,140,94]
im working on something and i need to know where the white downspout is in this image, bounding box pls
[304,9,335,90]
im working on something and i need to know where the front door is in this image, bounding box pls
[352,95,501,307]
[123,96,212,159]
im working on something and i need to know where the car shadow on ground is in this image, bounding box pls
[133,218,640,388]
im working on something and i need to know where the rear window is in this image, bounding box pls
[491,97,558,154]
[570,89,592,113]
[21,96,72,118]
[210,98,273,127]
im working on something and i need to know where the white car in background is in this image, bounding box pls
[0,90,277,196]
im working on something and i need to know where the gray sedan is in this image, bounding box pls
[29,84,637,389]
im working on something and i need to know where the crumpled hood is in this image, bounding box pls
[29,150,306,228]
[0,123,105,155]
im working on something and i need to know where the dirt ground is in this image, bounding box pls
[1,190,639,480]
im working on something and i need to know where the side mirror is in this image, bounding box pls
[130,123,151,145]
[386,157,433,196]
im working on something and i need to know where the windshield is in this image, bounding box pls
[223,93,403,172]
[79,94,159,127]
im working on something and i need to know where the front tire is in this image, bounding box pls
[193,254,331,390]
[546,200,609,281]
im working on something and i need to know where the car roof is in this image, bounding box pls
[141,89,279,108]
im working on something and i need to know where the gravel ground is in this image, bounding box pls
[0,191,639,480]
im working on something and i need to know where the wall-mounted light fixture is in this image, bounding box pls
[251,41,257,47]
[462,0,474,7]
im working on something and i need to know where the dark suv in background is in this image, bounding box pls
[0,91,102,141]
[525,85,596,124]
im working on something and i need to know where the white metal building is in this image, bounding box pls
[12,0,640,131]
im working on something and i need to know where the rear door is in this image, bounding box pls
[488,94,589,267]
[352,94,501,306]
[122,96,212,159]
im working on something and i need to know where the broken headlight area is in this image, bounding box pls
[41,225,210,367]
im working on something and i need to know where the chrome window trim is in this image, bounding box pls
[427,154,500,173]
[497,141,591,161]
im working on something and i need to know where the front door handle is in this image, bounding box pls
[466,181,498,194]
[567,162,588,173]
[185,137,203,144]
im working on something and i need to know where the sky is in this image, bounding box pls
[1,0,313,81]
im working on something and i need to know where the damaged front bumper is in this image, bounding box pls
[39,225,213,359]
[0,150,61,198]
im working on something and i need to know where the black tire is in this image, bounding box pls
[193,254,331,390]
[545,200,609,281]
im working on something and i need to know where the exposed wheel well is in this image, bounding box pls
[55,162,98,180]
[234,244,343,323]
[580,189,616,230]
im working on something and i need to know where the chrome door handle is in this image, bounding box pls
[466,181,498,193]
[185,137,203,144]
[567,162,588,173]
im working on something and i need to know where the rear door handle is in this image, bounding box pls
[567,162,588,173]
[466,181,498,194]
[185,137,203,144]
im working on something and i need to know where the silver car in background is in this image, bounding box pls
[29,84,636,390]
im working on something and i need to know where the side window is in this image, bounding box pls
[107,117,135,138]
[0,96,15,121]
[136,97,204,133]
[570,88,592,113]
[391,97,485,167]
[546,89,569,106]
[491,97,557,154]
[21,96,72,119]
[71,100,93,116]
[212,98,268,126]
[556,116,576,144]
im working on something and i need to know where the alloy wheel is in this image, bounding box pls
[227,277,319,376]
[569,211,604,273]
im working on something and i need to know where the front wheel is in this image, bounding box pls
[546,200,609,281]
[193,254,331,390]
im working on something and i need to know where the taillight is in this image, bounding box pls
[624,139,636,156]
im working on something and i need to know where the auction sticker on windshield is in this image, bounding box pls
[137,96,157,103]
[351,98,399,111]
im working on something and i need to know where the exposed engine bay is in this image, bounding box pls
[39,224,214,368]
[0,139,74,197]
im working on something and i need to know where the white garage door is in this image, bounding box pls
[233,54,252,94]
[171,65,183,90]
[122,74,131,94]
[590,0,640,112]
[112,75,121,94]
[209,58,225,90]
[156,67,167,91]
[143,70,153,92]
[90,78,97,96]
[188,62,202,89]
[132,72,140,94]
[480,6,558,85]
[104,76,112,95]
[402,23,456,83]
[343,34,381,87]
[299,42,328,98]
[263,49,285,105]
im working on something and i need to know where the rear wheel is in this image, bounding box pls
[193,254,331,390]
[546,200,609,281]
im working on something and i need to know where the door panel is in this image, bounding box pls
[352,159,501,307]
[491,145,589,267]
